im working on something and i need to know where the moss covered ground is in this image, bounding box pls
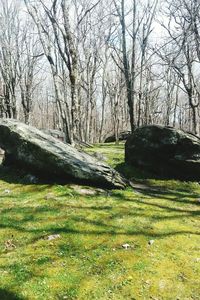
[0,143,200,299]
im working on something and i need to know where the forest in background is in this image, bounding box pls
[0,0,200,144]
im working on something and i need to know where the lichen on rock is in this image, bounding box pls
[0,119,126,189]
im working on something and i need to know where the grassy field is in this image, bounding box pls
[0,143,200,300]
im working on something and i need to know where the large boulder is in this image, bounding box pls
[125,125,200,180]
[105,131,131,143]
[42,129,65,142]
[0,119,126,188]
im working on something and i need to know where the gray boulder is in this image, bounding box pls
[125,125,200,180]
[0,119,126,188]
[105,131,131,143]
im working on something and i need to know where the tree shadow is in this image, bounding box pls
[1,143,200,297]
[0,191,198,299]
[0,289,25,300]
[0,161,199,249]
[0,188,199,241]
[113,191,200,214]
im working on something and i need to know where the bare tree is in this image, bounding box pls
[24,0,72,142]
[113,0,136,133]
[0,0,20,118]
[157,0,200,134]
[17,19,42,124]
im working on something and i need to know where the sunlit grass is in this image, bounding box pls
[0,143,200,299]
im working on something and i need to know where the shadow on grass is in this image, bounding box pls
[112,191,200,214]
[115,162,160,181]
[0,164,123,189]
[0,289,24,300]
[0,200,199,294]
[130,186,200,204]
[116,161,200,184]
[0,165,51,186]
[0,152,199,242]
[1,143,199,297]
[0,188,199,240]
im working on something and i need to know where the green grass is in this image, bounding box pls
[0,142,200,299]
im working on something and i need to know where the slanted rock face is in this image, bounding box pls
[125,125,200,180]
[0,119,126,188]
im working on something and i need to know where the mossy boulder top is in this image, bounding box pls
[125,125,200,180]
[0,119,126,188]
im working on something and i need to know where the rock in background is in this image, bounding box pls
[105,131,131,143]
[125,125,200,180]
